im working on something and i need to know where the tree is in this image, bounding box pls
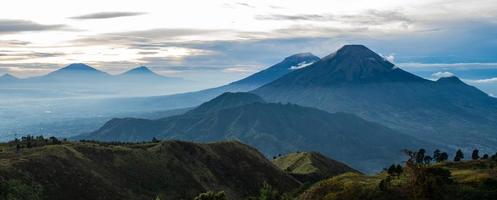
[194,191,227,200]
[423,156,433,164]
[416,149,426,164]
[152,137,159,143]
[395,164,403,175]
[387,164,396,175]
[454,149,464,162]
[439,152,449,162]
[257,182,281,200]
[471,149,480,160]
[433,149,441,162]
[482,154,489,160]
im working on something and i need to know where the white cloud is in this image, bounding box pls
[472,77,497,83]
[431,71,454,78]
[289,61,315,70]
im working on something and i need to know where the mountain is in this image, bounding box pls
[102,53,320,112]
[272,152,359,183]
[0,73,19,82]
[118,66,180,82]
[253,45,497,151]
[42,63,111,80]
[0,140,300,200]
[228,52,320,86]
[79,92,430,173]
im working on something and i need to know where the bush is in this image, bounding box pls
[194,191,227,200]
[0,179,43,200]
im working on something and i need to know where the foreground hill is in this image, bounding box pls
[300,159,497,200]
[79,92,430,172]
[254,45,497,151]
[272,152,359,183]
[0,140,299,200]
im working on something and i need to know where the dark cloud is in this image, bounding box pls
[255,14,334,21]
[71,28,229,46]
[256,9,413,26]
[69,12,146,20]
[0,51,66,61]
[0,40,31,46]
[0,19,67,34]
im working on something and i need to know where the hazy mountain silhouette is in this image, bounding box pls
[105,53,320,111]
[0,73,19,82]
[253,45,497,151]
[79,92,429,172]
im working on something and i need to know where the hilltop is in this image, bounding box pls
[272,152,359,183]
[299,156,497,200]
[0,140,300,200]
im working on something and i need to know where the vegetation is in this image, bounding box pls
[272,152,358,183]
[299,148,497,200]
[0,138,299,200]
[194,191,228,200]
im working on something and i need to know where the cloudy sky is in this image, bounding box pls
[1,0,497,92]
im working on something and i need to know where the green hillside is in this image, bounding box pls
[0,139,300,200]
[299,159,497,200]
[272,152,359,183]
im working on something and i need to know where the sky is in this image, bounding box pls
[0,0,497,92]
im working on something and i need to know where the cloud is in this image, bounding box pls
[472,77,497,83]
[0,19,67,34]
[70,28,231,46]
[255,14,334,21]
[399,62,497,69]
[431,71,455,78]
[256,9,413,26]
[69,12,146,20]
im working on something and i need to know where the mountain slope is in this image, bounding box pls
[118,66,180,82]
[272,152,359,183]
[253,45,497,151]
[0,73,19,82]
[102,53,320,112]
[0,140,300,200]
[42,63,111,80]
[80,93,430,173]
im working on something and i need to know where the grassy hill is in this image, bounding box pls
[299,159,497,200]
[81,92,430,173]
[0,140,300,200]
[272,152,359,183]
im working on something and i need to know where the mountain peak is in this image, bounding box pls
[282,52,320,64]
[0,73,18,79]
[124,66,156,75]
[189,92,265,114]
[229,53,319,86]
[45,63,109,79]
[60,63,98,71]
[0,73,19,81]
[436,76,465,84]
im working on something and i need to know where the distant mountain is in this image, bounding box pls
[0,73,19,82]
[0,140,300,200]
[102,53,320,111]
[42,63,111,80]
[253,45,497,151]
[118,66,180,82]
[272,152,359,183]
[79,92,429,173]
[228,52,320,86]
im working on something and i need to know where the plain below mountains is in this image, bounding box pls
[78,92,430,173]
[253,45,497,152]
